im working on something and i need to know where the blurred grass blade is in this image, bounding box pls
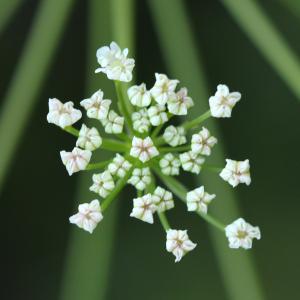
[222,0,300,101]
[0,0,74,195]
[59,1,135,300]
[0,0,22,34]
[148,1,265,300]
[278,0,300,20]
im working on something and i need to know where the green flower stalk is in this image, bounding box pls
[47,41,261,263]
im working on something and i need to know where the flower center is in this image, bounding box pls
[237,230,247,239]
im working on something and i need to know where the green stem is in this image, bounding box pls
[182,110,211,130]
[157,212,171,231]
[154,135,165,146]
[85,160,112,171]
[151,124,163,138]
[160,145,190,153]
[202,164,223,173]
[114,80,133,133]
[101,138,129,152]
[64,126,79,137]
[101,166,134,211]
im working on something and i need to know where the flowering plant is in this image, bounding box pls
[47,42,261,262]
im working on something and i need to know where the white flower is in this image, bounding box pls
[101,110,124,134]
[159,153,180,175]
[130,136,159,163]
[191,127,217,156]
[167,88,194,115]
[127,83,151,107]
[80,90,111,120]
[128,167,151,191]
[89,171,115,198]
[76,124,102,151]
[95,41,135,82]
[220,159,251,187]
[163,126,187,147]
[186,186,215,214]
[180,151,205,174]
[130,193,157,224]
[69,200,103,233]
[166,229,197,263]
[60,147,91,176]
[209,84,241,118]
[147,104,168,126]
[131,108,150,133]
[152,186,174,212]
[225,218,261,249]
[150,73,179,105]
[108,154,132,178]
[47,98,82,129]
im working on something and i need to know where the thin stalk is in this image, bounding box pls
[159,145,190,153]
[151,124,164,138]
[64,126,79,137]
[0,0,74,195]
[86,160,112,171]
[182,110,211,130]
[157,212,171,231]
[223,0,300,101]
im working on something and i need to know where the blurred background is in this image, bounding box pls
[1,0,300,299]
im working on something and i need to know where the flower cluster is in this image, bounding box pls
[47,42,261,262]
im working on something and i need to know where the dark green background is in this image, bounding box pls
[1,0,299,299]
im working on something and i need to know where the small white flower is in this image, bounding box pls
[186,186,215,214]
[180,151,205,174]
[225,218,261,249]
[131,108,150,133]
[89,171,115,198]
[191,127,217,156]
[130,193,157,224]
[152,186,174,212]
[163,126,187,147]
[47,98,82,129]
[150,73,179,105]
[60,147,91,176]
[166,229,197,263]
[159,153,180,175]
[167,88,194,115]
[209,84,241,118]
[220,159,251,187]
[108,154,132,178]
[95,41,135,82]
[147,104,168,126]
[127,83,151,107]
[80,90,111,120]
[69,199,103,233]
[130,136,159,163]
[128,167,151,191]
[101,110,124,134]
[76,124,102,151]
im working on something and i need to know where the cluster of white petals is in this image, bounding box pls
[47,98,82,129]
[180,151,205,174]
[152,186,174,212]
[76,124,102,151]
[80,90,111,120]
[128,167,151,191]
[147,104,168,126]
[69,200,103,233]
[101,110,124,134]
[150,73,179,105]
[130,194,157,224]
[220,159,251,187]
[166,229,197,262]
[130,136,159,163]
[95,42,135,82]
[167,88,194,115]
[209,84,241,118]
[159,153,181,175]
[225,218,261,249]
[163,126,186,147]
[90,171,115,198]
[127,83,151,107]
[108,154,132,178]
[191,127,217,156]
[131,108,150,133]
[60,147,91,176]
[186,186,215,214]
